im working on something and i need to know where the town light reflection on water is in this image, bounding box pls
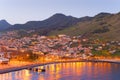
[0,62,120,80]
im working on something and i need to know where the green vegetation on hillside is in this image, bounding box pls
[4,12,120,41]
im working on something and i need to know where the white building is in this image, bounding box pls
[0,52,9,64]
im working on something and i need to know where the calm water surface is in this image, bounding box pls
[0,62,120,80]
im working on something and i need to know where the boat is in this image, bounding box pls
[28,67,46,72]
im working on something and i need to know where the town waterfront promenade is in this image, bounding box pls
[0,59,120,74]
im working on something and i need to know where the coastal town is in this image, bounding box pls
[1,0,120,80]
[0,31,92,62]
[0,31,120,63]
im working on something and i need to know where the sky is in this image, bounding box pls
[0,0,120,24]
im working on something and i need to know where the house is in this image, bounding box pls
[0,52,9,64]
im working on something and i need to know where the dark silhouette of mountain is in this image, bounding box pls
[0,20,11,31]
[5,12,120,40]
[9,13,78,30]
[7,13,92,35]
[94,12,112,18]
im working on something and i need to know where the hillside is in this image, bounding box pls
[6,12,120,40]
[7,13,92,35]
[49,12,120,40]
[8,14,79,35]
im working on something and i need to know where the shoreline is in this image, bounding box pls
[0,59,120,74]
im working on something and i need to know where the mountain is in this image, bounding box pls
[0,20,11,31]
[7,13,92,35]
[6,12,120,40]
[50,12,120,40]
[8,13,79,30]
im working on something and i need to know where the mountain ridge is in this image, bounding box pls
[0,20,11,31]
[2,12,120,40]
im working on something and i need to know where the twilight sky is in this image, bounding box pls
[0,0,120,24]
